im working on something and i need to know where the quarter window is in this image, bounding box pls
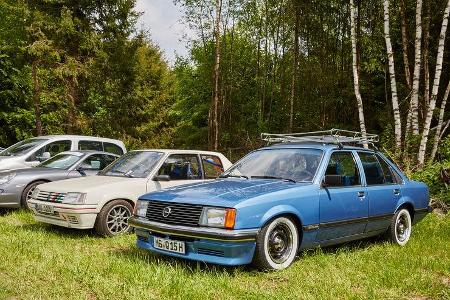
[326,152,360,186]
[158,154,201,180]
[201,155,224,179]
[358,152,385,185]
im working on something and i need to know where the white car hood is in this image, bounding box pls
[37,175,146,193]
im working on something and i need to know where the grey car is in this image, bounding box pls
[0,150,119,208]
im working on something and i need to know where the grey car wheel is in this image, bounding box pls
[21,181,46,209]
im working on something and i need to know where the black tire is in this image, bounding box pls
[94,200,133,237]
[386,208,412,246]
[252,216,299,270]
[21,181,47,209]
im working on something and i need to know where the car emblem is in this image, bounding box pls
[162,206,172,218]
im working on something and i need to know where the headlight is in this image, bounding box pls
[0,173,16,185]
[134,200,149,217]
[62,192,86,205]
[199,207,236,229]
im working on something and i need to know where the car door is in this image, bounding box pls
[152,154,204,190]
[317,151,368,242]
[358,152,403,233]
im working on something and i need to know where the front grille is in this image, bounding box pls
[36,191,67,203]
[197,248,225,257]
[145,200,203,227]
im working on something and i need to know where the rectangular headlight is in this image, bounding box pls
[134,200,149,217]
[199,207,236,229]
[62,193,86,205]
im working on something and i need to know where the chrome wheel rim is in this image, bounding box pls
[25,186,37,208]
[395,211,411,243]
[268,223,293,264]
[106,205,131,234]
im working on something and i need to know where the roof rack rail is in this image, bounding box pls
[261,129,379,146]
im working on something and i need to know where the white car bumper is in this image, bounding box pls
[28,199,98,229]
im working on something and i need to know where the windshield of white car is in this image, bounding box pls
[39,154,83,170]
[98,151,164,178]
[223,148,323,183]
[0,138,48,157]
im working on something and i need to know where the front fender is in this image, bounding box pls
[259,204,304,228]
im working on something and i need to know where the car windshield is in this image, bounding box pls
[98,151,164,178]
[0,138,48,157]
[223,148,323,182]
[38,153,83,170]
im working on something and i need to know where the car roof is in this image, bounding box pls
[130,149,227,156]
[261,142,376,152]
[29,135,123,143]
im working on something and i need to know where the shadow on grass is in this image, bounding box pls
[0,208,15,216]
[20,222,97,239]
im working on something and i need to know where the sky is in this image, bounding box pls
[135,0,192,64]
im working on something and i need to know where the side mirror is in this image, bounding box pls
[322,175,343,187]
[153,174,171,182]
[38,152,51,162]
[76,166,87,176]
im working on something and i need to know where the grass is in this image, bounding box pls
[0,210,449,300]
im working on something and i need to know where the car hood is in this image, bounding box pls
[37,175,145,193]
[1,167,67,176]
[140,179,313,207]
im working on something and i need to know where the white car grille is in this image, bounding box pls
[35,191,67,203]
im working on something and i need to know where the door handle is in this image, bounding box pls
[357,191,365,198]
[393,189,400,196]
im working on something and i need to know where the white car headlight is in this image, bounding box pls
[134,200,149,217]
[62,192,86,205]
[199,207,236,229]
[0,173,16,185]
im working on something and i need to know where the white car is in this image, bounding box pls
[28,150,232,236]
[0,135,126,171]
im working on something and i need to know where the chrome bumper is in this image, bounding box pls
[129,217,259,242]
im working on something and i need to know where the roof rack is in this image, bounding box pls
[261,129,379,147]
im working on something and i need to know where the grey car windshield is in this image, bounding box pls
[224,148,323,182]
[39,153,83,170]
[99,151,164,178]
[0,138,47,157]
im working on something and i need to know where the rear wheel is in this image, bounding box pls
[252,217,299,270]
[387,208,412,246]
[95,200,133,237]
[21,181,47,209]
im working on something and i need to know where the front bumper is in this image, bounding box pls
[28,199,98,229]
[130,217,259,266]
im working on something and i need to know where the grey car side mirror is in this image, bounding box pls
[38,152,51,162]
[153,174,171,182]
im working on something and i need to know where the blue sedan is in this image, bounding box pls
[130,135,430,270]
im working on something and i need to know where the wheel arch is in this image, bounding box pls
[396,201,415,221]
[259,206,304,244]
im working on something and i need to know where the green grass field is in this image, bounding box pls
[0,210,449,300]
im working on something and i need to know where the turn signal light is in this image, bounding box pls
[224,208,236,229]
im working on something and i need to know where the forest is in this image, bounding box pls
[0,0,449,199]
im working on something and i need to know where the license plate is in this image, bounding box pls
[153,237,186,254]
[36,204,54,214]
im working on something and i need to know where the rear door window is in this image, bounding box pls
[201,155,224,179]
[78,140,103,151]
[158,154,201,180]
[358,152,385,185]
[103,142,124,155]
[376,154,402,184]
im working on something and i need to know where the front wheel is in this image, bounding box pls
[95,200,133,237]
[387,208,412,246]
[21,181,47,209]
[252,217,299,270]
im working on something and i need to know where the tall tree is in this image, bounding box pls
[418,0,450,165]
[383,0,402,150]
[289,0,300,133]
[350,0,368,147]
[211,0,222,150]
[399,0,412,90]
[430,80,450,162]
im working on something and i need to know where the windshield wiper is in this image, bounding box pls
[219,174,249,180]
[251,175,296,183]
[107,170,134,178]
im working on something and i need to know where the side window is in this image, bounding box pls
[158,154,201,180]
[376,154,402,184]
[27,140,72,161]
[326,152,360,186]
[79,154,107,170]
[78,140,103,151]
[103,142,124,155]
[358,152,385,185]
[102,154,118,167]
[201,155,224,179]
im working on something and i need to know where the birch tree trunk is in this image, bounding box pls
[430,80,450,162]
[211,0,222,151]
[408,0,423,135]
[383,0,402,150]
[418,0,450,165]
[31,60,43,136]
[423,0,431,113]
[400,0,412,90]
[289,1,300,133]
[350,0,368,148]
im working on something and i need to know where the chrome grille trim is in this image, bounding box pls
[35,191,67,203]
[145,200,203,227]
